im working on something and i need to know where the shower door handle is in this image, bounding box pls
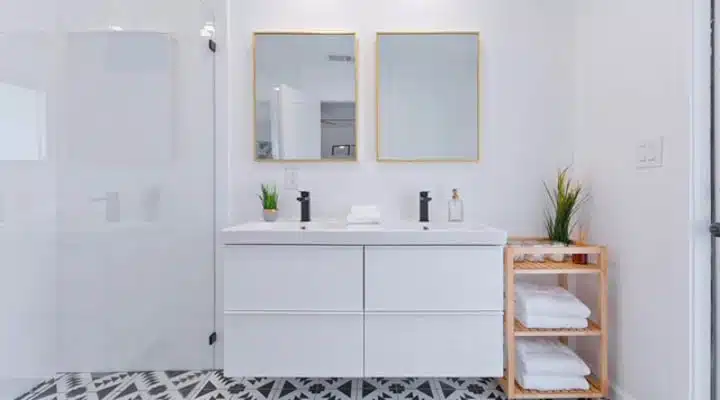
[90,191,120,222]
[710,222,720,237]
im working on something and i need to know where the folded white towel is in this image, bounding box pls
[350,205,380,215]
[346,214,381,224]
[515,373,590,391]
[515,282,591,318]
[345,224,383,230]
[347,205,381,225]
[516,309,588,329]
[516,338,591,376]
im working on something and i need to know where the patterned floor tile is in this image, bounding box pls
[18,377,58,400]
[433,379,504,400]
[32,393,101,400]
[241,378,280,392]
[202,371,247,396]
[25,380,65,400]
[16,374,520,400]
[115,371,209,400]
[193,388,230,400]
[230,391,278,400]
[56,374,93,394]
[359,378,436,400]
[84,372,137,400]
[28,394,67,400]
[148,391,185,400]
[108,381,152,400]
[274,378,357,400]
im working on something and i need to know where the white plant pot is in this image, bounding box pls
[263,209,278,222]
[549,241,567,262]
[525,243,546,263]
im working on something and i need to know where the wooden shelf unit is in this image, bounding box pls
[501,240,609,399]
[514,319,602,337]
[499,376,604,399]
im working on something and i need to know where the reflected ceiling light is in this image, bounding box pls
[109,25,123,31]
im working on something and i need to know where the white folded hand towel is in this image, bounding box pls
[515,282,591,318]
[346,205,381,225]
[515,373,590,391]
[516,309,588,329]
[516,338,591,376]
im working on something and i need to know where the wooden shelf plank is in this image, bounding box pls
[500,376,604,399]
[514,319,602,337]
[507,238,604,255]
[513,261,601,274]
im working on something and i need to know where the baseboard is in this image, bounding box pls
[612,383,638,400]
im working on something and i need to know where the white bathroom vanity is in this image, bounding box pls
[221,221,507,378]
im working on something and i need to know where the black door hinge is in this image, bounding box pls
[208,332,217,345]
[209,39,217,53]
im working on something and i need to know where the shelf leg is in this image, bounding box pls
[504,247,516,398]
[599,247,609,396]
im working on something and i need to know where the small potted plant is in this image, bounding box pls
[544,167,587,261]
[258,184,279,222]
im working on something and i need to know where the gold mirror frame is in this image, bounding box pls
[375,31,482,163]
[253,31,359,163]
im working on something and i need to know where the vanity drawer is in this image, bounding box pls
[224,245,363,311]
[364,246,503,311]
[364,312,503,377]
[223,312,363,377]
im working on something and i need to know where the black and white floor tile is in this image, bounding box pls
[16,371,600,400]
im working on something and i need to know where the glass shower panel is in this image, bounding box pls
[0,32,58,387]
[56,27,215,371]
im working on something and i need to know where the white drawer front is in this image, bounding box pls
[224,245,362,311]
[365,246,503,311]
[364,312,503,377]
[223,313,363,377]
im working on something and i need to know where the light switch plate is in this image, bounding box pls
[636,137,664,169]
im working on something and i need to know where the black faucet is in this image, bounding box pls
[296,191,311,222]
[419,191,432,223]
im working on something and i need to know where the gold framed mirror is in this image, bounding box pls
[375,32,481,162]
[253,31,359,162]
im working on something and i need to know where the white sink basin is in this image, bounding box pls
[222,220,507,246]
[229,221,344,231]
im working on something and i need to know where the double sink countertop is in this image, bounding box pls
[221,220,508,246]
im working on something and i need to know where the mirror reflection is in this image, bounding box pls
[254,33,357,161]
[376,33,480,162]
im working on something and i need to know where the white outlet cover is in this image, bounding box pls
[284,168,299,190]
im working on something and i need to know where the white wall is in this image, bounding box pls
[573,0,708,399]
[227,0,577,234]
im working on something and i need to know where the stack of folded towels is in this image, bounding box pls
[515,282,591,329]
[346,205,382,228]
[515,337,591,391]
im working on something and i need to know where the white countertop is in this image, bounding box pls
[221,220,508,246]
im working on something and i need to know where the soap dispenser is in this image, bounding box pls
[448,188,464,222]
